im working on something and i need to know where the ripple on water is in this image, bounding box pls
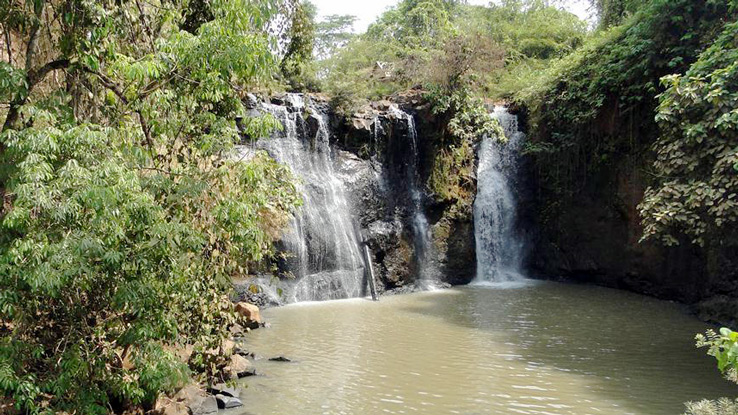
[227,282,735,415]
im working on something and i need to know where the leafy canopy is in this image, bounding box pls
[0,0,300,413]
[639,19,738,247]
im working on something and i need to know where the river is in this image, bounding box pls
[230,281,735,415]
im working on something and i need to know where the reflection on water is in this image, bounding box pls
[230,282,735,415]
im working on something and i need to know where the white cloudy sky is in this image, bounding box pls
[311,1,593,33]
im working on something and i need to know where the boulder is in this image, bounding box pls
[234,302,262,329]
[221,339,236,356]
[161,344,194,365]
[208,383,240,398]
[152,396,188,415]
[229,323,245,336]
[188,395,217,415]
[205,338,235,357]
[234,346,256,359]
[173,385,218,415]
[226,354,255,379]
[215,394,244,409]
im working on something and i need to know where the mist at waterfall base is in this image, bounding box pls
[473,106,526,285]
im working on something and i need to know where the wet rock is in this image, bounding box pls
[433,218,477,285]
[229,323,245,337]
[234,302,262,329]
[215,394,244,409]
[232,277,282,308]
[234,346,256,359]
[208,384,240,398]
[191,396,218,415]
[173,385,217,415]
[696,295,738,327]
[226,354,254,380]
[385,281,451,296]
[269,356,292,362]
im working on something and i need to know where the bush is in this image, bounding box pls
[0,0,300,412]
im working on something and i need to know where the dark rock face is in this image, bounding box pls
[332,94,477,288]
[244,92,478,297]
[440,219,477,285]
[521,104,738,326]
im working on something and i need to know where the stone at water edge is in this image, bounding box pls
[227,353,256,379]
[188,395,218,415]
[172,384,218,415]
[234,302,262,329]
[234,345,256,359]
[152,396,188,415]
[215,394,244,409]
[209,383,240,398]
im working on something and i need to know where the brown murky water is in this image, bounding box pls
[231,281,736,415]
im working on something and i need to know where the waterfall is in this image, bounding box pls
[395,107,439,286]
[473,106,525,282]
[255,94,366,302]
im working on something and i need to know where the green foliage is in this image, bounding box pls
[592,0,646,28]
[685,328,738,414]
[281,0,318,91]
[697,328,738,374]
[425,52,502,216]
[322,0,586,104]
[0,0,300,413]
[518,0,731,222]
[639,20,738,247]
[315,14,357,60]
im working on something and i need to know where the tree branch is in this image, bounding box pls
[1,58,71,133]
[83,69,160,166]
[2,24,11,65]
[25,1,46,72]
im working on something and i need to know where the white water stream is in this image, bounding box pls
[256,95,365,302]
[474,106,525,282]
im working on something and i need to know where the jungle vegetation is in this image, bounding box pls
[0,0,301,413]
[1,0,737,413]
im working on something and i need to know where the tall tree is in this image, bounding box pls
[0,1,300,413]
[315,14,357,60]
[281,0,317,90]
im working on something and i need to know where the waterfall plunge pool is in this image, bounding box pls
[228,281,734,415]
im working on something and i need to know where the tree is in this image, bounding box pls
[315,14,357,60]
[0,0,300,413]
[281,0,318,91]
[639,18,738,247]
[590,0,646,28]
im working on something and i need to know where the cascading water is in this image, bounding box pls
[255,95,366,302]
[473,106,525,282]
[394,107,439,286]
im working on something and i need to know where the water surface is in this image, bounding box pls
[232,282,735,415]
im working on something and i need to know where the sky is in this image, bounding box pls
[311,0,593,33]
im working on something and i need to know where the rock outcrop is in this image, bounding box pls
[519,101,738,326]
[240,92,479,301]
[234,302,262,329]
[333,93,477,289]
